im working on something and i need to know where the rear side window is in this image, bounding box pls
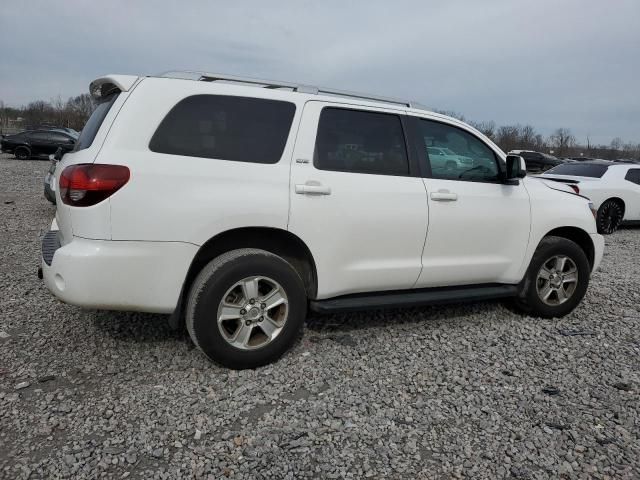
[149,95,296,164]
[314,108,409,176]
[625,168,640,185]
[546,163,609,178]
[75,93,120,151]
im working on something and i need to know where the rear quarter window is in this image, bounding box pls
[74,93,120,151]
[149,95,296,164]
[546,163,609,178]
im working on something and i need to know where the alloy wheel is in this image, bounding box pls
[536,255,579,306]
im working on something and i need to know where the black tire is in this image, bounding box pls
[15,146,30,160]
[596,199,624,234]
[186,248,307,369]
[513,236,590,318]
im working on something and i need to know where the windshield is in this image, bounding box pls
[74,93,119,151]
[546,163,609,178]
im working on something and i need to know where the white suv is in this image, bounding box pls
[41,71,605,369]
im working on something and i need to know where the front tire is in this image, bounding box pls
[514,236,590,318]
[596,199,624,234]
[186,248,307,369]
[15,146,30,160]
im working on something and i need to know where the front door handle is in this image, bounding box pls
[430,190,458,201]
[295,183,331,195]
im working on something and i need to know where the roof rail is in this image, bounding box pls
[158,70,422,109]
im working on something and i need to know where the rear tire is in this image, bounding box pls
[596,199,624,234]
[186,248,307,369]
[513,236,590,318]
[15,147,30,160]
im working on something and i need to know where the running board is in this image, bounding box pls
[309,284,519,314]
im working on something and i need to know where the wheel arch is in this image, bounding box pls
[543,226,595,268]
[172,227,318,327]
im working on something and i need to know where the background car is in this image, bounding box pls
[426,146,474,171]
[0,130,76,160]
[509,150,565,173]
[541,161,640,233]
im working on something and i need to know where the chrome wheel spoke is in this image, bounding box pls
[258,316,280,338]
[539,283,553,300]
[262,288,286,310]
[219,304,243,322]
[538,267,553,280]
[241,277,260,301]
[563,271,578,284]
[556,287,568,303]
[232,323,254,348]
[555,256,568,272]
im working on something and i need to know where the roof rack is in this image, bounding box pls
[158,70,423,109]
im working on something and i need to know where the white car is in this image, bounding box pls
[41,71,604,369]
[541,161,640,234]
[426,146,473,171]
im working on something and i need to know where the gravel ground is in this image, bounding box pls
[1,152,639,479]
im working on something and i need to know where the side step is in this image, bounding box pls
[309,284,519,314]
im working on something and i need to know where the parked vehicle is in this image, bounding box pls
[508,150,564,173]
[41,72,604,369]
[426,146,474,172]
[541,161,640,234]
[0,130,76,160]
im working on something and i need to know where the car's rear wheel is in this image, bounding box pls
[186,248,307,369]
[596,199,624,234]
[513,236,590,318]
[15,147,30,160]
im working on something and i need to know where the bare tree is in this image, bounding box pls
[549,128,575,156]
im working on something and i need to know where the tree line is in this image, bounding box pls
[0,94,95,133]
[0,95,638,160]
[436,110,640,161]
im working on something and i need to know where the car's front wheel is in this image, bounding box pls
[186,248,307,369]
[514,236,590,318]
[15,146,30,160]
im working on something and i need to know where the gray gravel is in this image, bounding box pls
[1,152,639,479]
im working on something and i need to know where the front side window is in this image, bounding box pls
[625,168,640,185]
[418,119,500,182]
[30,132,50,141]
[149,95,296,164]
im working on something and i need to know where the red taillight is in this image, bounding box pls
[568,184,580,195]
[59,164,130,206]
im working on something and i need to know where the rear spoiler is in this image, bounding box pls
[89,75,140,100]
[541,176,580,184]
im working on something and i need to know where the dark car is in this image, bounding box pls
[508,150,564,174]
[0,130,76,160]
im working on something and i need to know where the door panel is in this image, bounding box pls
[288,102,429,299]
[418,179,530,286]
[412,117,531,287]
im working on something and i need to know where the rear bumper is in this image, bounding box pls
[41,233,198,313]
[590,233,605,273]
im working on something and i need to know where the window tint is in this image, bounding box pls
[49,132,74,143]
[418,119,499,182]
[29,132,50,141]
[545,163,609,178]
[149,95,296,164]
[314,108,409,176]
[75,93,120,151]
[625,168,640,185]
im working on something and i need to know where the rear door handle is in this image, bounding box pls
[430,190,458,201]
[295,184,331,195]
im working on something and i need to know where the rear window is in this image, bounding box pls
[74,93,120,151]
[314,107,409,176]
[149,95,296,164]
[546,163,609,178]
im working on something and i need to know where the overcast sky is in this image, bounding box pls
[1,0,638,144]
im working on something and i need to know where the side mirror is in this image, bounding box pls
[505,155,527,181]
[53,147,64,161]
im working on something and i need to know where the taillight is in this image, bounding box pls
[568,184,580,195]
[59,164,130,206]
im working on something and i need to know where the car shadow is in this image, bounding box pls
[89,309,187,343]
